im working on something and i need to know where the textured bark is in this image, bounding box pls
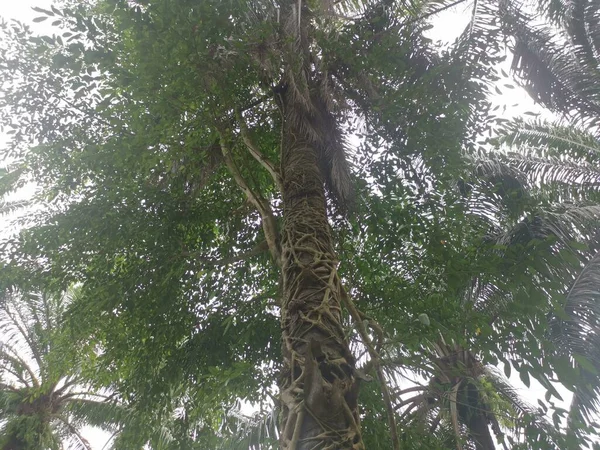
[278,114,363,449]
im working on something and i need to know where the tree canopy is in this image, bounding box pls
[1,0,600,449]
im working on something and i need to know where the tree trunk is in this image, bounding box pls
[458,382,495,450]
[278,110,363,449]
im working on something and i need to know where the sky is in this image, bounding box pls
[0,1,572,449]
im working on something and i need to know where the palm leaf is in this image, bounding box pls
[481,368,559,440]
[497,119,600,165]
[504,5,600,129]
[551,251,600,425]
[219,405,279,450]
[65,398,128,432]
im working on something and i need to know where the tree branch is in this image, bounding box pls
[236,108,283,191]
[218,133,282,265]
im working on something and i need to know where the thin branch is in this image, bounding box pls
[236,108,283,191]
[341,290,400,450]
[218,133,281,265]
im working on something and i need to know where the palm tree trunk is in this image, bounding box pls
[278,114,363,449]
[465,415,495,450]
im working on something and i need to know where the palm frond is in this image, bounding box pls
[536,0,577,26]
[481,367,561,445]
[219,404,279,450]
[497,119,600,165]
[505,7,600,129]
[564,0,600,71]
[65,398,127,432]
[467,203,600,327]
[508,155,600,191]
[550,251,600,425]
[544,204,600,244]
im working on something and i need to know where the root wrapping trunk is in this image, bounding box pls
[279,122,363,449]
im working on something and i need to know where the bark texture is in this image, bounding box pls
[278,110,363,449]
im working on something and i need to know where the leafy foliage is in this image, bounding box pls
[1,0,600,448]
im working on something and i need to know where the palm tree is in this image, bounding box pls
[388,118,600,448]
[398,0,600,438]
[0,288,125,450]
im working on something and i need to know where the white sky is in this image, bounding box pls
[0,1,574,449]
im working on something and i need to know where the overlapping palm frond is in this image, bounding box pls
[504,0,600,132]
[551,250,600,427]
[481,122,600,189]
[386,114,600,447]
[458,119,600,435]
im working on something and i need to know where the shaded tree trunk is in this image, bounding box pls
[459,382,495,450]
[466,415,495,450]
[278,107,363,449]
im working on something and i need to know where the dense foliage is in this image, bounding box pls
[1,0,600,449]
